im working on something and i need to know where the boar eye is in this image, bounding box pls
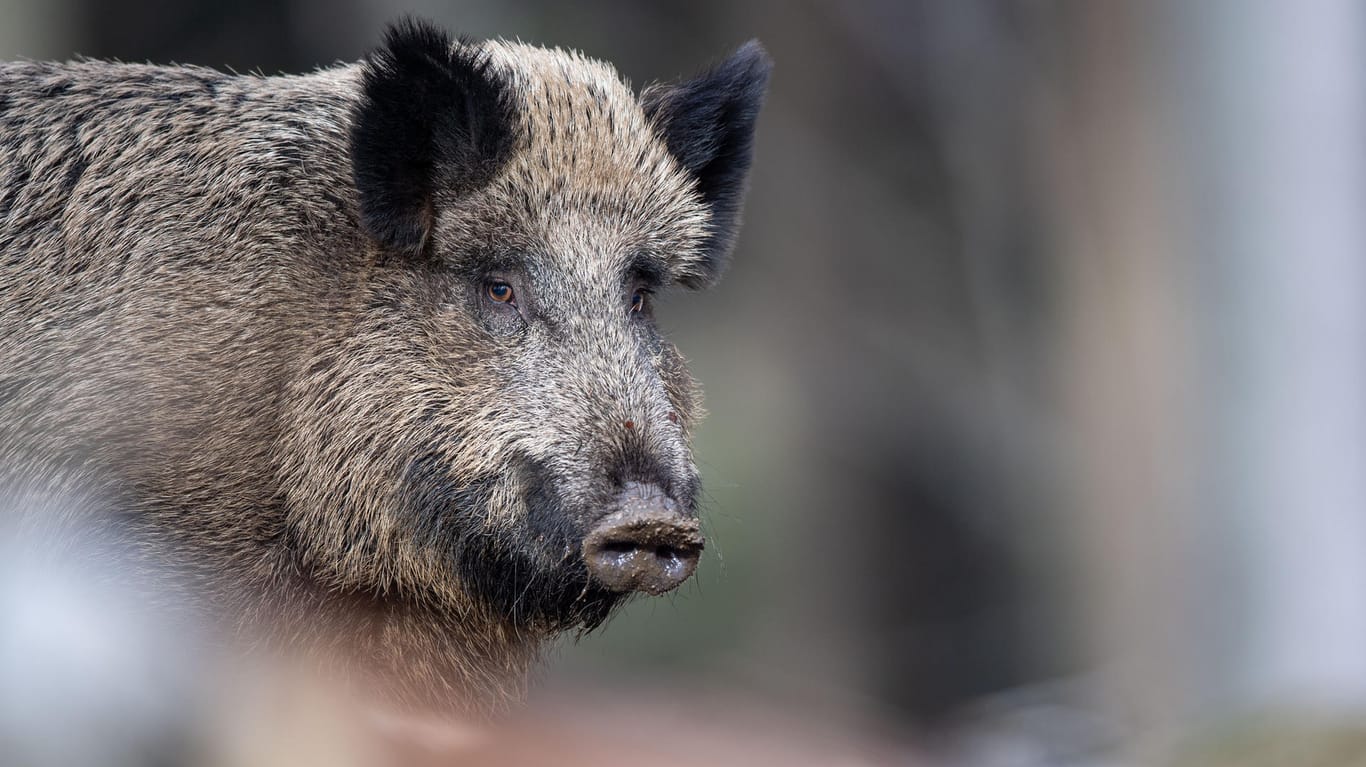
[629,288,651,315]
[486,282,515,304]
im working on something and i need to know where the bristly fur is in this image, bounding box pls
[0,19,769,715]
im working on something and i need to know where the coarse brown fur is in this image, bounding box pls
[0,20,769,714]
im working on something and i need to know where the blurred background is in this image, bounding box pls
[4,1,1366,764]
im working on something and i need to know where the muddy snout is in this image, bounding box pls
[582,482,703,595]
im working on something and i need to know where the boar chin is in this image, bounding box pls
[401,454,626,631]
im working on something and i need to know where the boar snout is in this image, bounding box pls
[582,482,702,595]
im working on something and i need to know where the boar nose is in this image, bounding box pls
[582,482,703,595]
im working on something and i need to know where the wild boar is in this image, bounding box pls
[0,19,769,713]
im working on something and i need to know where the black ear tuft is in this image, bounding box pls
[351,19,518,258]
[642,41,772,286]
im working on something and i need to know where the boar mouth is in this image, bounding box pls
[403,453,628,631]
[457,534,627,631]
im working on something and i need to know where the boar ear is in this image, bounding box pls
[641,41,772,287]
[351,19,517,258]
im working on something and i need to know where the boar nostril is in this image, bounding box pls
[582,483,703,595]
[583,526,702,595]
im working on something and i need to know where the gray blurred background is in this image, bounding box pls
[4,1,1365,763]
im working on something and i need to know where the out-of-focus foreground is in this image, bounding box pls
[2,1,1364,765]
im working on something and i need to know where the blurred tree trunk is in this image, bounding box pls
[1053,0,1366,752]
[1048,1,1197,744]
[1167,0,1366,713]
